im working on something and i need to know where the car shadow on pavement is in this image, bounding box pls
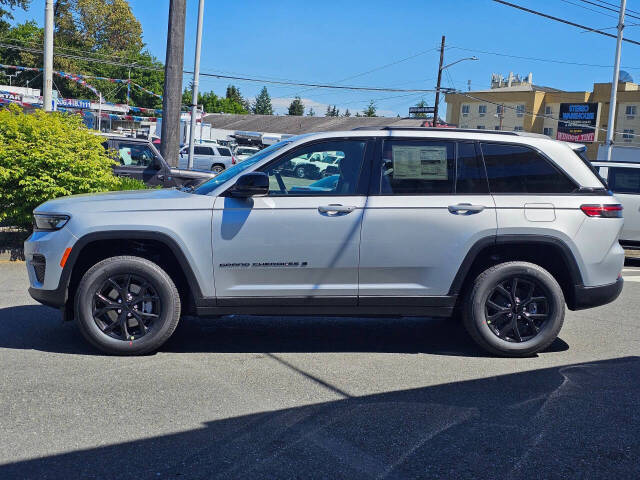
[0,305,568,357]
[0,356,637,480]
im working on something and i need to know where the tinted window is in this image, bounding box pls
[457,142,489,194]
[261,140,366,195]
[481,143,575,193]
[217,147,232,157]
[116,143,156,168]
[194,146,211,155]
[609,167,640,193]
[378,140,455,194]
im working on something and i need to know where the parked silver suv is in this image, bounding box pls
[25,128,624,356]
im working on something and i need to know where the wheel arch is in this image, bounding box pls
[449,235,584,310]
[61,231,203,318]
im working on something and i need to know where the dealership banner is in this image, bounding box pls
[556,103,599,143]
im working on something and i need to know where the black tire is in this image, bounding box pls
[462,261,565,357]
[295,166,307,178]
[211,164,225,174]
[74,256,181,355]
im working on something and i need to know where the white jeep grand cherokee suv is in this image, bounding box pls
[25,127,624,356]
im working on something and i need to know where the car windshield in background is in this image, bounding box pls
[193,141,292,195]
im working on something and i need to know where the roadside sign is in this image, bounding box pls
[557,103,599,143]
[409,106,435,114]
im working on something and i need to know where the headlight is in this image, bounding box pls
[33,214,70,231]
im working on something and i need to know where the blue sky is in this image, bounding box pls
[9,0,640,116]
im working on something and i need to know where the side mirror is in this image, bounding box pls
[231,172,269,197]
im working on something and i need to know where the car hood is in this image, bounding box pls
[35,188,214,214]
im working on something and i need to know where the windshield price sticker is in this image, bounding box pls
[392,145,448,180]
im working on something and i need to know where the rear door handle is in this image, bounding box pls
[448,203,485,214]
[318,204,356,215]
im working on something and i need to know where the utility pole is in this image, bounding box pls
[432,35,445,127]
[605,0,627,161]
[161,0,187,167]
[43,0,54,112]
[187,0,205,170]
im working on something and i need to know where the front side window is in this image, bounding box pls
[261,140,366,195]
[481,143,576,193]
[217,147,232,157]
[609,167,640,193]
[117,144,157,167]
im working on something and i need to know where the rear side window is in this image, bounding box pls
[378,140,456,194]
[217,147,232,157]
[609,167,640,193]
[480,143,576,193]
[194,146,210,155]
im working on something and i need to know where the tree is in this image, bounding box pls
[363,100,377,117]
[325,105,332,117]
[226,85,250,111]
[412,99,428,118]
[325,105,339,117]
[355,112,362,117]
[183,88,247,114]
[287,96,304,116]
[343,109,351,117]
[252,86,273,115]
[307,107,315,116]
[0,0,29,30]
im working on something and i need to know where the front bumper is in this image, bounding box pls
[28,285,66,309]
[571,278,624,310]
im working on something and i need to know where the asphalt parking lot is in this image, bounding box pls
[0,259,639,479]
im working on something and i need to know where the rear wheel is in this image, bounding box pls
[211,164,225,174]
[463,261,565,357]
[74,256,181,355]
[295,166,307,178]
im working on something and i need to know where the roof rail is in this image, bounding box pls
[350,126,520,135]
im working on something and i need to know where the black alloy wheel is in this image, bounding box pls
[484,276,551,342]
[92,274,161,341]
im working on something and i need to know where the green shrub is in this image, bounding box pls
[0,105,146,228]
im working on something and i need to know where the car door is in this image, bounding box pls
[111,141,167,186]
[211,138,372,302]
[606,166,640,242]
[358,138,497,300]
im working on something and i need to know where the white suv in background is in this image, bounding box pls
[593,161,640,247]
[178,144,236,173]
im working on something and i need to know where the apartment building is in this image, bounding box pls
[445,72,640,160]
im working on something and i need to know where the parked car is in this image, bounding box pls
[235,146,260,162]
[26,128,624,356]
[285,151,345,179]
[101,136,215,188]
[593,161,640,248]
[178,145,236,173]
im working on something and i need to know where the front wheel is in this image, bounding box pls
[74,256,181,355]
[463,261,565,357]
[295,166,307,178]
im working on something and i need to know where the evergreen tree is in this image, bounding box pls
[325,105,333,117]
[343,109,351,117]
[307,107,315,116]
[287,96,304,116]
[252,86,273,115]
[363,100,377,117]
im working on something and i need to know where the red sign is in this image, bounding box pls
[556,130,595,142]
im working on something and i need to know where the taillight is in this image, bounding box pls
[580,204,623,218]
[232,156,236,165]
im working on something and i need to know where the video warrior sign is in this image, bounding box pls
[556,103,599,143]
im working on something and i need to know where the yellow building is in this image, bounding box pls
[445,73,640,160]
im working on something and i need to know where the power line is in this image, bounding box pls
[492,0,640,45]
[594,0,640,15]
[559,0,619,18]
[574,0,640,20]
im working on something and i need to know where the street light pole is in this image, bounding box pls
[187,0,205,170]
[605,0,627,161]
[43,0,54,112]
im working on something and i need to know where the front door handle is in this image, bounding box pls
[448,203,485,214]
[318,204,356,215]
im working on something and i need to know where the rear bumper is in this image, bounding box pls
[571,278,624,310]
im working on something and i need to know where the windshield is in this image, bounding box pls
[193,141,292,195]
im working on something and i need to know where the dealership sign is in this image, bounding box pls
[57,98,91,109]
[0,91,21,101]
[556,103,599,143]
[409,106,435,114]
